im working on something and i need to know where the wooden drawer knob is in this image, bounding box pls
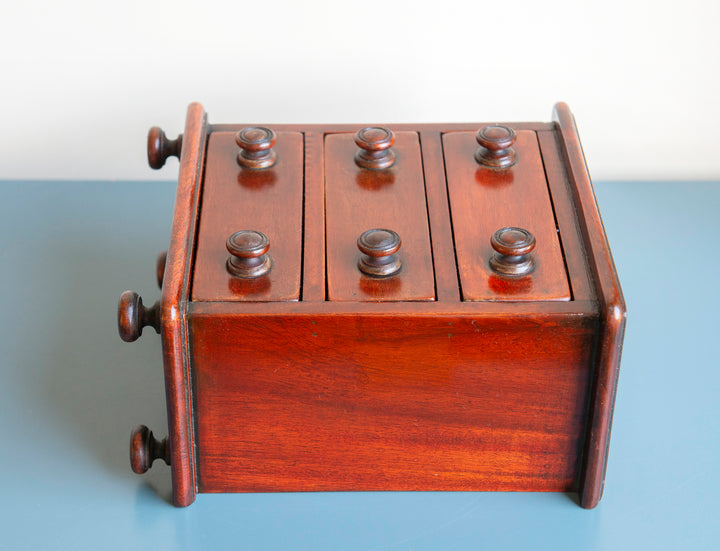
[489,227,536,276]
[147,127,182,169]
[354,127,395,170]
[130,425,170,474]
[357,229,402,277]
[475,125,517,169]
[226,230,272,278]
[236,127,277,169]
[117,291,160,342]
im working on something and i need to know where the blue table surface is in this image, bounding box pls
[0,180,718,550]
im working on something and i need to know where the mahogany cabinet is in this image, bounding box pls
[119,103,626,508]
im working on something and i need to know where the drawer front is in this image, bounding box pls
[443,130,571,302]
[324,131,435,301]
[192,131,304,302]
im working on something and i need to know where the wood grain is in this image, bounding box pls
[536,130,593,301]
[443,130,570,302]
[553,102,627,509]
[301,131,325,301]
[159,102,207,507]
[418,130,461,302]
[192,131,304,302]
[191,311,596,493]
[325,131,435,301]
[133,104,623,509]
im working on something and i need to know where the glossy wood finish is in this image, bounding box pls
[124,103,625,509]
[325,131,435,301]
[301,131,325,302]
[536,130,594,301]
[192,131,303,302]
[444,130,570,302]
[475,125,517,168]
[130,425,171,474]
[117,290,160,342]
[235,127,277,169]
[489,227,536,276]
[354,126,396,169]
[225,230,272,279]
[158,102,208,506]
[553,102,627,509]
[191,311,597,492]
[357,228,402,277]
[147,127,182,169]
[419,131,460,302]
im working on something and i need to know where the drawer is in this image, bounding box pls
[192,130,304,302]
[324,130,435,301]
[443,129,570,302]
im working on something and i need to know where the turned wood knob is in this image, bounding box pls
[156,251,167,289]
[226,230,272,278]
[357,229,402,277]
[147,127,182,170]
[354,127,395,170]
[130,425,171,474]
[489,227,536,276]
[475,125,517,169]
[117,291,161,342]
[236,127,277,169]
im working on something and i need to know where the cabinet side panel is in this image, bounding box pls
[191,312,596,493]
[160,103,207,507]
[553,103,627,508]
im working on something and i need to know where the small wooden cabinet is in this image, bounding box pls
[120,103,626,508]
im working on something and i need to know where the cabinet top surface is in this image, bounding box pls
[151,107,617,316]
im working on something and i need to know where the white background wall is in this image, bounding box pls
[1,0,718,181]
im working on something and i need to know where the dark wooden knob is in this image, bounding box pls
[147,127,182,170]
[156,251,167,289]
[117,291,161,342]
[489,227,536,276]
[236,127,277,169]
[475,125,517,169]
[130,425,171,474]
[226,230,272,278]
[357,228,402,277]
[354,127,396,170]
